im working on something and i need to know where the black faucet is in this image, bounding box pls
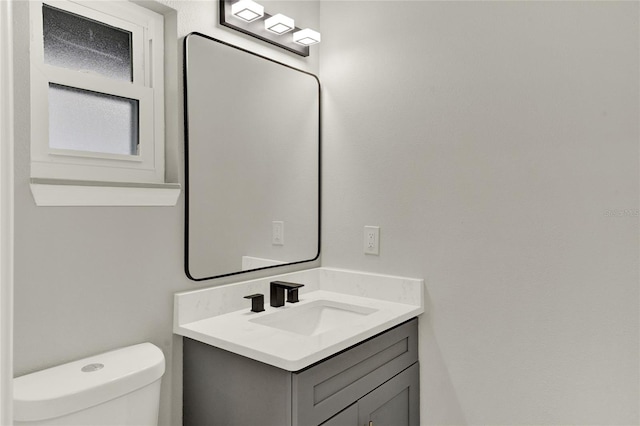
[270,281,305,307]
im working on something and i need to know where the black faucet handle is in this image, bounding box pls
[244,294,265,312]
[286,288,301,303]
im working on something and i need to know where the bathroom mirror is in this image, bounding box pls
[184,33,320,281]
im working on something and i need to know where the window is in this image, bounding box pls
[29,0,166,186]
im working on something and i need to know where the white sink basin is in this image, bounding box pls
[250,300,378,336]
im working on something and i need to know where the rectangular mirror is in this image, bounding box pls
[184,33,320,281]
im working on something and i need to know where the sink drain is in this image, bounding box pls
[81,363,104,372]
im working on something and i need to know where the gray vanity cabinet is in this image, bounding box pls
[183,318,419,426]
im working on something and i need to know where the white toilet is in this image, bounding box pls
[13,342,165,425]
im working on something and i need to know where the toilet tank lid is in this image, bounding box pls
[13,342,165,422]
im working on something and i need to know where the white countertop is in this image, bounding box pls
[174,268,424,371]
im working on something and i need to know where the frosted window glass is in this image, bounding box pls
[48,84,139,156]
[43,5,132,82]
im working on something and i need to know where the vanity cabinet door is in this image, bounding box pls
[357,363,420,426]
[319,403,358,426]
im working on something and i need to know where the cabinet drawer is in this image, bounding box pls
[292,318,418,425]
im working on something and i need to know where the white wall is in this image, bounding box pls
[320,1,639,424]
[0,1,14,423]
[12,2,319,425]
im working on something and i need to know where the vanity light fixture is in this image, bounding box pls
[220,0,317,56]
[231,0,264,23]
[293,28,321,46]
[265,14,295,35]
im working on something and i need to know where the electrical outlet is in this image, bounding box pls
[364,226,380,255]
[272,221,284,245]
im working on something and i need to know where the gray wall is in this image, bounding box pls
[12,2,319,425]
[320,1,639,424]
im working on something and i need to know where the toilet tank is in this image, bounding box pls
[13,343,165,426]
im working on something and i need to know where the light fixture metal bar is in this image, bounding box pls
[220,0,309,57]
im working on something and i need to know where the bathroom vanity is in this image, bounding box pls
[184,319,418,425]
[174,268,424,425]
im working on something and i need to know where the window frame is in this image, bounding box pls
[29,0,165,185]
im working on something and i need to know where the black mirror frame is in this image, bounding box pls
[183,33,321,282]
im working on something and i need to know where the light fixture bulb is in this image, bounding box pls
[231,0,264,23]
[265,14,295,35]
[293,28,321,46]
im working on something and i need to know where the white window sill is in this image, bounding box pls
[30,178,181,206]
